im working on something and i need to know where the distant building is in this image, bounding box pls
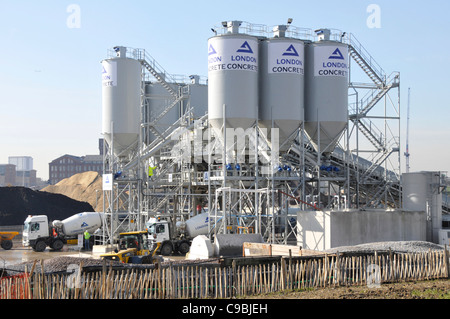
[49,154,103,185]
[15,169,37,187]
[9,156,33,171]
[0,156,38,187]
[48,138,105,185]
[0,164,16,186]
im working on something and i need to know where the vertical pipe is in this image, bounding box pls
[255,125,259,235]
[110,121,114,244]
[222,104,227,234]
[208,121,212,238]
[301,122,305,211]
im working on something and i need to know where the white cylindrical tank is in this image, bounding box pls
[304,30,348,154]
[184,213,210,238]
[403,171,443,244]
[102,46,141,157]
[207,22,259,137]
[259,27,304,152]
[53,212,103,237]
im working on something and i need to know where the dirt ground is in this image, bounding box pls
[246,279,450,299]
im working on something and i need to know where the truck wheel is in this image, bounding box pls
[160,242,173,256]
[51,239,64,251]
[1,240,13,250]
[178,241,190,255]
[34,240,47,252]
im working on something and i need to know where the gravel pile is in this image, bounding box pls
[0,186,94,225]
[42,171,104,212]
[325,241,445,254]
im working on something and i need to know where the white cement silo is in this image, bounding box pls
[102,46,141,158]
[207,21,259,138]
[304,29,348,155]
[259,25,304,152]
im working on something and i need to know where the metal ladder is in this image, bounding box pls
[139,52,187,140]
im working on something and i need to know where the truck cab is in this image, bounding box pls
[23,215,50,250]
[146,217,191,256]
[146,218,170,244]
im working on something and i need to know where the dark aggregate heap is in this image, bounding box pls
[0,186,94,225]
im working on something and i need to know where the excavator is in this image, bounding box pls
[100,230,161,264]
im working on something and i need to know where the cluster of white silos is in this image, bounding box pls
[101,23,349,162]
[207,21,349,158]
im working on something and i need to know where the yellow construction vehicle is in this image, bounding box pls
[0,231,19,250]
[100,230,161,264]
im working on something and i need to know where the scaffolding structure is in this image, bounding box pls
[100,25,401,246]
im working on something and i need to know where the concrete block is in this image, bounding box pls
[186,235,214,260]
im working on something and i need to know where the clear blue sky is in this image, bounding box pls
[1,0,449,181]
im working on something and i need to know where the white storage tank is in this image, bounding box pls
[403,171,443,243]
[207,21,259,138]
[188,76,208,119]
[259,25,304,152]
[304,29,348,155]
[102,46,141,158]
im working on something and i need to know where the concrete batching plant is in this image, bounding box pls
[96,20,447,253]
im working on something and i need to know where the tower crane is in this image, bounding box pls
[404,87,411,173]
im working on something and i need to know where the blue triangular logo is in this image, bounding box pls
[329,48,344,60]
[81,222,88,227]
[282,44,299,57]
[208,44,217,56]
[237,41,253,53]
[102,66,107,74]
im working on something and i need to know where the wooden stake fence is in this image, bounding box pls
[1,249,449,299]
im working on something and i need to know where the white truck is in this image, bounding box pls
[23,212,103,252]
[146,212,209,256]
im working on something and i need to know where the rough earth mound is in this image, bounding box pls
[42,171,103,212]
[0,186,94,225]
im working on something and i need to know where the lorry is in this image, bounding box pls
[23,212,103,252]
[100,230,161,264]
[146,212,209,256]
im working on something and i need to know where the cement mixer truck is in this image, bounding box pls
[23,212,103,252]
[146,213,210,256]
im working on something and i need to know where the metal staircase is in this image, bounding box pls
[348,45,384,87]
[139,57,178,98]
[356,119,385,151]
[351,79,398,117]
[139,51,188,140]
[345,34,400,201]
[347,34,385,87]
[346,35,400,151]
